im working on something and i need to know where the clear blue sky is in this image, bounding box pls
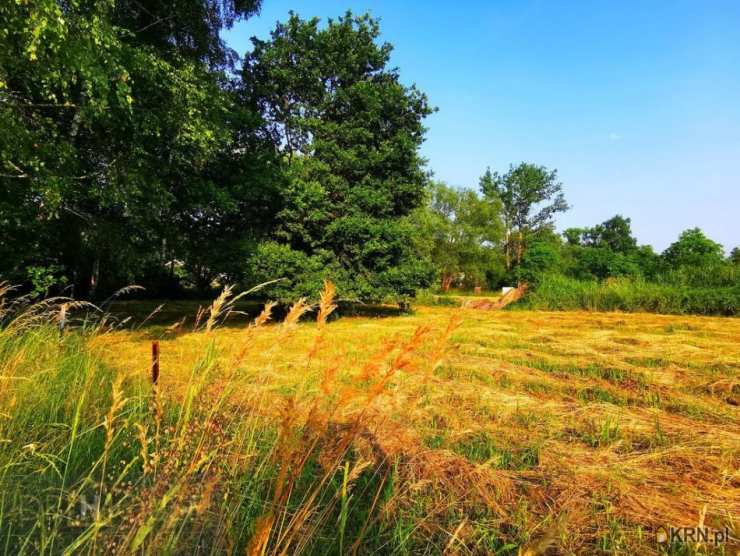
[223,0,740,253]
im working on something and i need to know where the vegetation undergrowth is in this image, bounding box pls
[513,274,740,315]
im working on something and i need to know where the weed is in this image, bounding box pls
[581,416,621,447]
[453,432,540,470]
[577,386,625,405]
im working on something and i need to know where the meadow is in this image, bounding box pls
[0,284,738,555]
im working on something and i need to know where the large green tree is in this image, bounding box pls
[480,163,568,270]
[243,12,435,303]
[581,215,637,254]
[0,0,273,297]
[662,228,724,269]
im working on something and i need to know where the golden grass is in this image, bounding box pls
[89,303,740,554]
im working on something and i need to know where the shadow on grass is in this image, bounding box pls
[107,299,410,336]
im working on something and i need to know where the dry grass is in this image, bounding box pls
[1,282,738,554]
[88,301,740,554]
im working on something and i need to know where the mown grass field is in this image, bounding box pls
[1,288,738,554]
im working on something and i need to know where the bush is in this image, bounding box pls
[246,242,339,303]
[656,263,739,288]
[245,241,435,304]
[515,242,561,286]
[515,274,739,315]
[563,246,643,281]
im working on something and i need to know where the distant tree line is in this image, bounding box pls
[415,165,738,302]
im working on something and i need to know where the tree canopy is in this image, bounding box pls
[410,182,503,291]
[662,228,725,269]
[1,4,437,303]
[480,163,568,270]
[1,0,276,297]
[242,12,435,303]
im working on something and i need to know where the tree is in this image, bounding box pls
[563,227,587,246]
[729,247,740,266]
[242,12,435,303]
[113,0,261,69]
[566,246,641,280]
[582,215,637,254]
[1,0,132,291]
[0,0,272,297]
[633,244,662,279]
[411,182,503,291]
[480,163,568,270]
[560,216,660,280]
[662,228,724,269]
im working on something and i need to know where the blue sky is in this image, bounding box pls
[223,1,740,253]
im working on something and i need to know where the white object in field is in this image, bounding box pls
[501,286,514,294]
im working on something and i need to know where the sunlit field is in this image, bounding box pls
[2,284,737,555]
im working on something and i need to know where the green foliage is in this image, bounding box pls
[515,242,561,286]
[411,182,504,290]
[113,0,262,68]
[517,274,739,315]
[561,215,651,281]
[2,5,438,303]
[632,245,663,279]
[242,12,434,302]
[656,263,738,289]
[480,163,568,270]
[662,227,725,269]
[248,242,336,302]
[581,215,637,253]
[1,2,735,313]
[26,264,68,297]
[565,246,642,280]
[0,0,275,297]
[516,222,739,315]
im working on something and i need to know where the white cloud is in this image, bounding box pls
[608,132,622,141]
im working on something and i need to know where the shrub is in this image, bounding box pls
[246,240,434,305]
[515,242,561,286]
[515,274,739,315]
[246,241,336,303]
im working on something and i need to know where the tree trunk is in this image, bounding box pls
[504,229,511,270]
[516,231,524,265]
[441,274,453,292]
[89,257,100,299]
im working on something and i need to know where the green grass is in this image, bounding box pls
[515,274,740,315]
[0,324,407,555]
[580,416,622,447]
[452,432,540,470]
[512,358,647,386]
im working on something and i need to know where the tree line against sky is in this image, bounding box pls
[1,1,737,308]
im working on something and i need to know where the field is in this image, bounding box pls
[1,288,739,554]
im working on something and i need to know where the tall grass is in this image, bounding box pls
[516,274,740,315]
[0,282,458,554]
[4,283,738,554]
